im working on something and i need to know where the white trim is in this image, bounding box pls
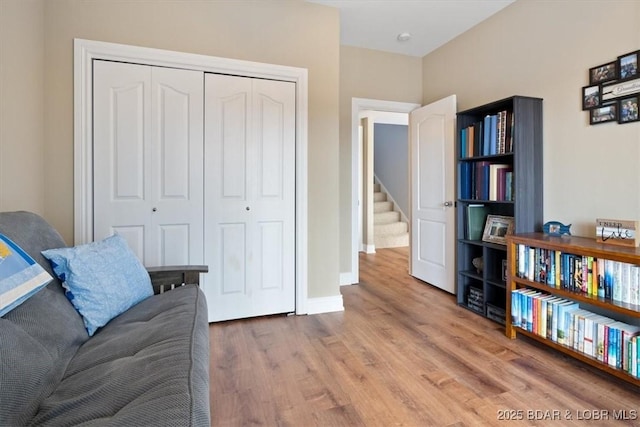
[339,272,355,286]
[306,295,344,315]
[363,244,376,254]
[74,38,309,314]
[360,110,409,126]
[348,98,420,284]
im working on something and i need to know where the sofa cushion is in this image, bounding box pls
[0,320,55,426]
[42,234,154,336]
[32,284,210,426]
[0,212,89,424]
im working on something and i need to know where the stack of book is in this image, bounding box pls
[511,289,640,376]
[516,244,640,305]
[459,110,514,158]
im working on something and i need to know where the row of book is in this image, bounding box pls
[516,245,640,306]
[459,161,513,201]
[459,110,514,158]
[511,289,640,375]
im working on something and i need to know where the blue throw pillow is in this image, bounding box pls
[0,234,53,317]
[41,234,153,336]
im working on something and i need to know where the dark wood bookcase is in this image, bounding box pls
[455,96,543,324]
[505,232,640,386]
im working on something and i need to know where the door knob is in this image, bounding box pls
[246,206,250,211]
[443,201,453,207]
[152,207,158,212]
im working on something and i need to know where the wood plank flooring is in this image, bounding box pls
[209,247,640,426]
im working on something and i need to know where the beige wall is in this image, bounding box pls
[0,0,45,215]
[339,46,422,274]
[2,0,340,299]
[422,0,640,237]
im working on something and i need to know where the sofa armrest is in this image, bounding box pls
[146,265,209,295]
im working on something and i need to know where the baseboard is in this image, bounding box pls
[306,295,344,315]
[364,244,376,254]
[340,272,356,286]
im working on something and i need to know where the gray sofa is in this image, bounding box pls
[0,211,210,426]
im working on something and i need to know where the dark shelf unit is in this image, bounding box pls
[455,96,543,325]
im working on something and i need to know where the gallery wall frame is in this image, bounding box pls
[582,49,640,125]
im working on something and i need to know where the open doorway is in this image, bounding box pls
[359,112,409,253]
[347,98,420,285]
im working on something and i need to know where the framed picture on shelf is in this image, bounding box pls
[618,96,639,124]
[589,61,617,85]
[618,50,639,80]
[582,85,600,110]
[590,102,618,125]
[482,214,514,245]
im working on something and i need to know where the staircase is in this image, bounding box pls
[373,183,409,249]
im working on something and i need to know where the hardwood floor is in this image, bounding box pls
[209,247,640,426]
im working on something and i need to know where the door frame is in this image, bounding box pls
[344,98,419,285]
[73,38,309,314]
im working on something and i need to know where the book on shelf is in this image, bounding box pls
[459,109,513,158]
[515,244,640,306]
[458,160,513,202]
[466,204,488,241]
[489,164,511,201]
[511,288,640,377]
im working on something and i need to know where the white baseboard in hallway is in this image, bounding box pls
[306,295,344,315]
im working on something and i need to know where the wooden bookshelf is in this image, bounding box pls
[455,96,543,324]
[506,232,640,386]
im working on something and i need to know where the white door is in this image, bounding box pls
[204,73,296,322]
[93,60,204,266]
[409,95,457,293]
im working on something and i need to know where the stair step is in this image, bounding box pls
[374,211,400,224]
[373,192,387,202]
[375,232,409,249]
[375,221,408,236]
[373,183,381,192]
[374,201,393,213]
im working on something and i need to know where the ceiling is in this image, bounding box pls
[307,0,515,57]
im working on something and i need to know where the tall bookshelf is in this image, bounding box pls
[506,233,640,386]
[456,96,543,324]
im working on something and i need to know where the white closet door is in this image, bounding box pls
[204,73,296,322]
[93,60,204,266]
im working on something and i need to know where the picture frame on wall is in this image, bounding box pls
[618,96,639,124]
[582,85,600,110]
[482,215,514,245]
[589,61,617,85]
[590,102,618,125]
[618,50,639,80]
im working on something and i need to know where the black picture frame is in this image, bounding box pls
[618,50,639,81]
[590,102,618,125]
[582,84,600,110]
[589,61,618,85]
[618,95,639,124]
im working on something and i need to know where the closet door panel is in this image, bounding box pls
[93,61,204,266]
[93,60,151,263]
[205,74,295,322]
[151,66,204,266]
